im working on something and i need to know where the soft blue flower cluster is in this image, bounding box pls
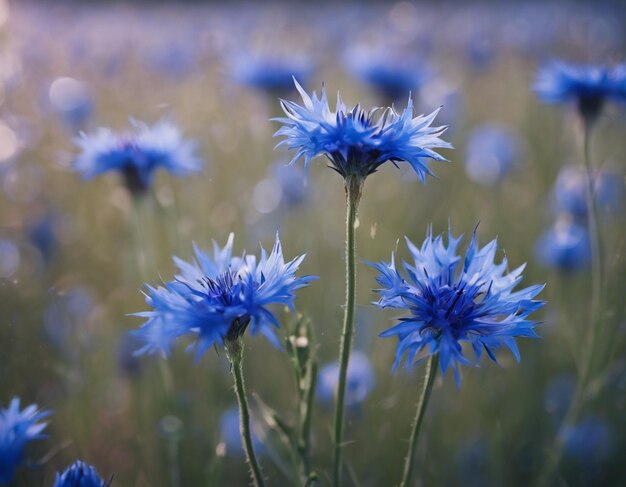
[231,54,312,93]
[132,233,316,357]
[346,52,431,103]
[74,120,202,194]
[274,80,451,182]
[536,217,591,271]
[534,61,626,120]
[219,407,264,458]
[370,229,544,386]
[53,460,109,487]
[0,398,49,484]
[464,124,523,186]
[316,351,375,410]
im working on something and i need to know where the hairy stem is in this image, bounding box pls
[400,355,438,487]
[332,175,362,487]
[226,339,266,487]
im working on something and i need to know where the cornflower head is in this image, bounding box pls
[131,233,316,359]
[53,460,110,487]
[74,119,202,195]
[0,398,50,484]
[534,61,626,122]
[369,228,545,387]
[230,53,312,94]
[274,79,452,192]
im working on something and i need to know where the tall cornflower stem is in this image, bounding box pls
[580,118,603,383]
[332,175,362,487]
[537,118,605,486]
[225,339,266,487]
[400,355,438,487]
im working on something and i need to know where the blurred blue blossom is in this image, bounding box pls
[132,233,316,358]
[561,416,614,466]
[0,398,50,484]
[346,50,431,103]
[27,212,60,264]
[74,120,202,194]
[53,460,109,487]
[43,288,95,359]
[48,77,93,129]
[274,80,451,182]
[464,124,523,185]
[554,165,624,219]
[230,54,312,93]
[466,33,497,72]
[534,61,626,120]
[316,351,375,410]
[543,373,576,423]
[536,218,591,271]
[0,239,20,279]
[218,407,263,458]
[270,162,308,207]
[370,229,544,386]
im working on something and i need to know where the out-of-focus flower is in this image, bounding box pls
[534,61,626,121]
[48,77,93,129]
[27,212,60,264]
[560,416,614,465]
[132,233,316,358]
[543,374,576,423]
[218,407,263,458]
[464,124,523,185]
[554,165,624,219]
[0,398,50,484]
[316,351,375,410]
[274,80,451,183]
[270,162,308,207]
[536,217,591,271]
[53,460,110,487]
[230,54,312,93]
[466,33,497,72]
[0,239,20,279]
[346,50,431,103]
[370,228,544,386]
[74,120,202,195]
[43,287,95,359]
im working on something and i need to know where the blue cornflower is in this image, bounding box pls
[0,398,50,484]
[369,229,544,386]
[346,50,431,103]
[132,233,316,358]
[534,61,626,121]
[316,351,375,410]
[231,54,312,93]
[561,416,614,466]
[274,79,451,183]
[74,120,202,194]
[464,124,523,186]
[53,460,110,487]
[554,165,623,220]
[536,217,591,271]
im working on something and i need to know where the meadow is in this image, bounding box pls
[1,1,625,486]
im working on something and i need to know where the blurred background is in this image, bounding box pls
[1,0,625,485]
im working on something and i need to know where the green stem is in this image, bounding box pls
[400,355,438,487]
[226,339,266,487]
[332,176,362,487]
[299,360,317,479]
[537,119,604,486]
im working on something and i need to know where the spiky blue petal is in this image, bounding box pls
[0,398,50,484]
[131,233,316,359]
[274,79,452,181]
[370,228,544,387]
[53,460,109,487]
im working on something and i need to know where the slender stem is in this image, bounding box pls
[332,175,362,487]
[400,355,438,487]
[299,360,317,479]
[537,119,604,486]
[226,339,266,487]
